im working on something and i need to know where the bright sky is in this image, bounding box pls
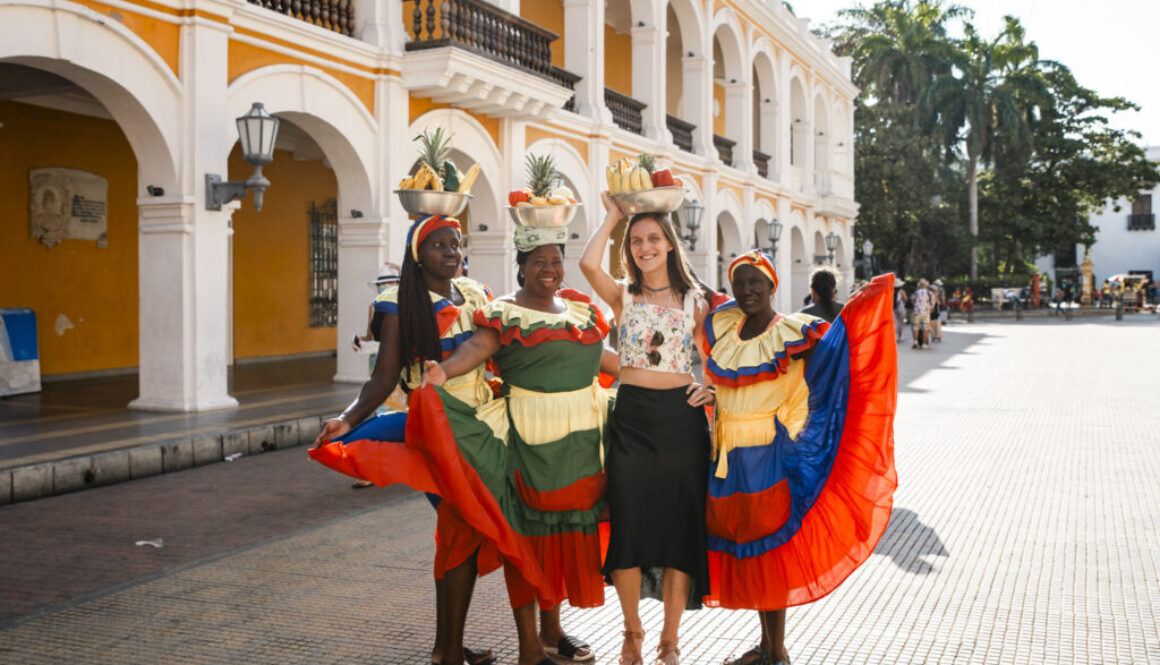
[801,0,1160,147]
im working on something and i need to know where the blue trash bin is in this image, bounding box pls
[1,308,41,396]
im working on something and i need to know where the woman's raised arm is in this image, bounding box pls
[580,191,625,314]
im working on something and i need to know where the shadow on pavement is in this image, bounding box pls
[872,507,949,575]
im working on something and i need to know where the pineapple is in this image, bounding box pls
[525,153,559,200]
[414,127,452,189]
[636,152,657,174]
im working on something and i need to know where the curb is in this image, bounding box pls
[0,413,328,506]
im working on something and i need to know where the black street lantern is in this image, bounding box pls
[825,231,839,265]
[206,102,281,211]
[680,199,703,252]
[766,218,783,259]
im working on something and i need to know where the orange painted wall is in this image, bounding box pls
[520,0,565,68]
[604,25,633,96]
[0,101,138,376]
[408,96,501,149]
[229,146,338,360]
[71,0,181,75]
[228,40,375,115]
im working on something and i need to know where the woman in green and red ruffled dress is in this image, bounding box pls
[420,227,618,665]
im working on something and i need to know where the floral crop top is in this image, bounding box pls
[618,281,697,374]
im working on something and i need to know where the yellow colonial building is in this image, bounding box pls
[0,0,857,410]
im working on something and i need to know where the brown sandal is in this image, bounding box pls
[619,629,644,665]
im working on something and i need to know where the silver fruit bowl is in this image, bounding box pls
[610,187,689,216]
[395,189,473,217]
[506,203,582,228]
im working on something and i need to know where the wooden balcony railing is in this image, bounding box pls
[405,0,570,85]
[1128,213,1156,231]
[550,67,582,112]
[714,134,736,167]
[666,114,695,153]
[248,0,353,36]
[753,150,771,178]
[605,88,646,135]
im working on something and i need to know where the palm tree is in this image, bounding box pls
[927,17,1049,279]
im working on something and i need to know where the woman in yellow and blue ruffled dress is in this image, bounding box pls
[702,251,898,665]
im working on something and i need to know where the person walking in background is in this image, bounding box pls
[893,278,906,342]
[932,279,947,341]
[911,279,932,349]
[800,266,845,323]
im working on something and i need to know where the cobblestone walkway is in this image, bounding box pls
[1,318,1158,664]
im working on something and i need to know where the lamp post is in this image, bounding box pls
[680,199,703,252]
[825,231,839,265]
[206,102,281,211]
[766,218,783,261]
[861,238,874,278]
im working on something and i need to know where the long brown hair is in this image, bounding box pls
[620,212,697,297]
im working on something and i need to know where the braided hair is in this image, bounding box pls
[396,249,442,387]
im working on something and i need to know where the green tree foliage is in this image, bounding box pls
[826,0,1157,282]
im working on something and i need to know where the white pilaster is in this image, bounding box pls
[724,81,753,173]
[683,55,714,158]
[335,214,388,383]
[631,23,670,144]
[563,0,610,123]
[355,0,408,53]
[758,99,778,180]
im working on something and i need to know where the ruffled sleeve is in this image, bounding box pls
[473,289,610,348]
[703,304,828,388]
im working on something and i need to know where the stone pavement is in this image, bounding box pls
[1,316,1159,664]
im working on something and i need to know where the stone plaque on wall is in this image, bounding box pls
[29,167,109,248]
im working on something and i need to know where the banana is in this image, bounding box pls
[459,163,481,194]
[399,176,415,190]
[634,166,649,190]
[606,166,618,193]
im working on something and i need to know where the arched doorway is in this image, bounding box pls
[789,219,809,308]
[752,46,778,180]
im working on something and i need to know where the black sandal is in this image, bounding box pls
[432,647,495,665]
[545,635,594,662]
[723,646,772,665]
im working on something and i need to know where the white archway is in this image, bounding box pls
[711,10,746,161]
[714,188,745,287]
[789,212,809,308]
[812,91,831,175]
[788,73,809,177]
[751,42,779,178]
[228,65,377,213]
[1,0,181,190]
[526,138,592,291]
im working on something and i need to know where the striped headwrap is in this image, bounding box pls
[728,249,779,293]
[406,214,462,262]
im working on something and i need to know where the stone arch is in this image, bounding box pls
[788,73,809,174]
[714,188,745,286]
[0,0,181,190]
[711,8,746,150]
[789,211,810,307]
[751,40,779,173]
[812,91,831,173]
[752,197,777,248]
[227,65,377,213]
[525,138,591,291]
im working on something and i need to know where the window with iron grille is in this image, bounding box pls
[309,199,338,327]
[1128,194,1155,230]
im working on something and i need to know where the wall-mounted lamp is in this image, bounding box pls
[825,230,839,265]
[766,217,783,260]
[206,102,280,212]
[679,199,703,252]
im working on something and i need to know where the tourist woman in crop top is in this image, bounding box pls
[579,192,715,665]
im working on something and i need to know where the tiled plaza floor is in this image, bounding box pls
[1,316,1158,664]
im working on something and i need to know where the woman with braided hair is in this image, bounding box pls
[311,214,496,665]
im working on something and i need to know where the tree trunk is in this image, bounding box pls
[967,155,979,280]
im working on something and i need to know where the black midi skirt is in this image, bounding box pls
[602,383,711,608]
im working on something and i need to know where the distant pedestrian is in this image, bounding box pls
[1052,287,1064,316]
[894,278,906,342]
[911,278,932,349]
[800,266,844,323]
[931,279,946,342]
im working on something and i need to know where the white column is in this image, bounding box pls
[334,214,387,383]
[693,170,719,289]
[758,100,778,180]
[132,15,236,411]
[632,23,670,143]
[563,0,610,123]
[774,197,792,313]
[776,54,793,189]
[683,55,714,158]
[467,117,524,295]
[803,86,815,195]
[724,80,752,173]
[354,0,408,52]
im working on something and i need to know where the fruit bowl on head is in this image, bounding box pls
[507,203,582,228]
[610,186,688,216]
[395,189,473,217]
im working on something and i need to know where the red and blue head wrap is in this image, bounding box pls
[728,249,779,294]
[406,214,462,262]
